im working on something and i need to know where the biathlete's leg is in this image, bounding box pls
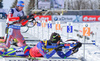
[0,28,14,48]
[5,28,14,48]
[15,30,26,47]
[6,35,14,48]
[0,48,16,56]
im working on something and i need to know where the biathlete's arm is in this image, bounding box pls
[57,41,82,59]
[37,41,56,59]
[57,49,72,59]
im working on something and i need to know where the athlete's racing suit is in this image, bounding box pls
[0,40,82,59]
[0,8,28,48]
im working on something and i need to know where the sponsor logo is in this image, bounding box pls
[58,17,73,21]
[54,17,58,21]
[22,3,24,5]
[73,15,82,22]
[34,16,51,22]
[85,24,88,27]
[16,48,24,55]
[17,14,21,16]
[53,16,77,22]
[83,16,100,22]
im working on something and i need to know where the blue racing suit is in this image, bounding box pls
[0,40,81,59]
[34,40,76,59]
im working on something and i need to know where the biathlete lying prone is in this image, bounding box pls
[0,32,82,59]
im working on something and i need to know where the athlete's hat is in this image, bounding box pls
[17,1,24,7]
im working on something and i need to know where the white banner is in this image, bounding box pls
[53,0,64,9]
[38,0,51,9]
[52,15,82,23]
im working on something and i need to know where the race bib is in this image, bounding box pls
[16,48,24,55]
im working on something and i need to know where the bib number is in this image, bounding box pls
[16,48,24,55]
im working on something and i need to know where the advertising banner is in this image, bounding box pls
[34,15,52,22]
[38,0,51,9]
[53,0,64,9]
[83,15,100,22]
[52,15,82,23]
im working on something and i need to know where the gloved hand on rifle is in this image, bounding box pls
[19,16,28,20]
[71,42,82,54]
[29,14,35,20]
[55,45,63,51]
[19,14,34,21]
[29,14,34,17]
[72,42,82,50]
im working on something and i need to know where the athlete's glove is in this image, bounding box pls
[72,42,82,50]
[70,42,82,55]
[29,14,34,17]
[55,46,63,51]
[19,16,28,20]
[19,14,34,20]
[29,14,35,20]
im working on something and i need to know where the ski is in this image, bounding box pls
[0,54,40,60]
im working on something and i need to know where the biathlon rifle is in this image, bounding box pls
[20,9,47,33]
[45,39,82,49]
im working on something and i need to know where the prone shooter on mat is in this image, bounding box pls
[0,32,82,59]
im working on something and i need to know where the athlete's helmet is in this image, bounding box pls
[50,32,61,43]
[17,1,24,7]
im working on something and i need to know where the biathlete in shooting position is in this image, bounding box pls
[0,1,34,48]
[0,32,82,59]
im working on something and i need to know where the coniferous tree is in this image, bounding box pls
[26,0,35,15]
[10,0,18,8]
[0,0,3,8]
